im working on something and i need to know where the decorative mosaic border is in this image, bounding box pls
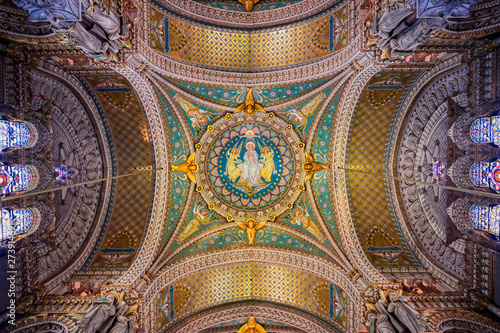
[150,0,342,29]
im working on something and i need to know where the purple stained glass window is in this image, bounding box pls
[470,205,500,236]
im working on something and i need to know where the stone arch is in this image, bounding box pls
[163,302,336,333]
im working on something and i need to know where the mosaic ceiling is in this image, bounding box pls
[3,0,500,331]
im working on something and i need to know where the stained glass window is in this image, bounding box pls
[0,163,39,197]
[0,120,38,151]
[0,207,41,243]
[54,165,73,183]
[469,205,500,236]
[470,160,500,192]
[470,116,500,145]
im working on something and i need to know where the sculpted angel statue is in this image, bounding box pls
[236,218,266,245]
[238,0,260,12]
[235,88,265,116]
[302,151,330,181]
[259,146,274,182]
[237,317,267,333]
[172,153,198,183]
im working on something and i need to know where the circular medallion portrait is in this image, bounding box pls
[195,113,306,222]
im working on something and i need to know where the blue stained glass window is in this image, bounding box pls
[470,160,500,193]
[469,205,500,236]
[0,163,38,197]
[470,116,500,146]
[0,120,32,151]
[54,165,73,182]
[470,162,490,187]
[0,208,40,243]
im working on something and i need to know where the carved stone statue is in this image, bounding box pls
[366,311,397,333]
[387,292,423,333]
[80,291,123,333]
[71,7,129,61]
[109,305,139,333]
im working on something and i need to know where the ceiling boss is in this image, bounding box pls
[194,88,309,244]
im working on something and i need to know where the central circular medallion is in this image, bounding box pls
[208,122,294,210]
[195,113,306,223]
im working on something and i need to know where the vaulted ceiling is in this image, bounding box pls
[1,0,499,332]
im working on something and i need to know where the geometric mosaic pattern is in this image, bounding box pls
[149,5,348,71]
[346,72,421,269]
[83,75,154,270]
[155,264,348,332]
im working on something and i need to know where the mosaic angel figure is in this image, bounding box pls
[172,153,198,183]
[178,203,212,241]
[237,317,267,333]
[237,0,260,13]
[236,218,266,245]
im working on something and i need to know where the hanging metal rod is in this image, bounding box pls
[0,168,163,203]
[338,166,500,199]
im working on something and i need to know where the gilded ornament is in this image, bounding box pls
[268,112,275,119]
[196,186,203,192]
[226,113,232,119]
[195,143,203,150]
[237,317,267,333]
[269,214,275,221]
[235,218,267,245]
[235,88,265,116]
[237,0,260,12]
[208,125,214,131]
[172,153,198,183]
[298,142,305,149]
[208,203,215,210]
[302,151,330,182]
[227,215,234,221]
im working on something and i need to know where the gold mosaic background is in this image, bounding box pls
[149,5,349,70]
[347,71,421,269]
[83,75,153,270]
[155,264,349,331]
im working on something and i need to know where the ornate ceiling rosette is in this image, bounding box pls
[194,111,307,224]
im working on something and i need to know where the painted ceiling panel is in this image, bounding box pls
[168,78,330,107]
[311,89,342,247]
[79,74,155,270]
[156,92,191,252]
[155,263,349,332]
[148,4,349,71]
[346,71,423,270]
